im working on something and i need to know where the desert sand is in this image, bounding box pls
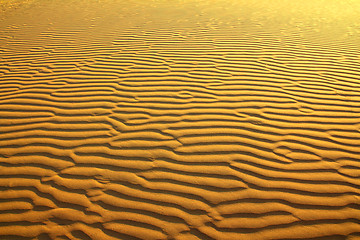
[0,0,360,239]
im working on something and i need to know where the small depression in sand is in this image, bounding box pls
[0,0,360,239]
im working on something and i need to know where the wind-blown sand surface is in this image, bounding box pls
[1,0,360,239]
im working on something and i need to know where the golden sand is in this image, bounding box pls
[0,0,360,239]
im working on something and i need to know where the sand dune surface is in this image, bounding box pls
[1,0,360,239]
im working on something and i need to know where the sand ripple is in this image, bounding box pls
[1,0,360,239]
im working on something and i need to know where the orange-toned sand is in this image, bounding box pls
[1,0,360,239]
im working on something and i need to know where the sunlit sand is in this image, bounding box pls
[1,0,360,239]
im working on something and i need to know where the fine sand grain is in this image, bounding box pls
[1,0,360,239]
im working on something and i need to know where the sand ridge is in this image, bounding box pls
[0,0,360,239]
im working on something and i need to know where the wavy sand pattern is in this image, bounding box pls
[1,0,360,239]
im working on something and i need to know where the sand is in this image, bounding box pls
[0,0,360,239]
